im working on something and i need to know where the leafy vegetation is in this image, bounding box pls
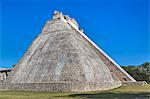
[122,62,150,83]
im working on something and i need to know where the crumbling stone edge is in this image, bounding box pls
[122,81,147,86]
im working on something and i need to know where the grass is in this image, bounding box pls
[0,84,150,99]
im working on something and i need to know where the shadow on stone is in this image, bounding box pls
[55,92,150,99]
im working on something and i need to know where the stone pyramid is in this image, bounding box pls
[5,11,136,92]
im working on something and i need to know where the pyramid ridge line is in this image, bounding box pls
[55,11,136,82]
[34,11,136,82]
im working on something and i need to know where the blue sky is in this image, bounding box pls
[0,0,149,68]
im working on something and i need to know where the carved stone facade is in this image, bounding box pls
[0,73,6,80]
[0,68,11,80]
[0,11,136,92]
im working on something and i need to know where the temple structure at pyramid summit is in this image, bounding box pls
[0,11,136,92]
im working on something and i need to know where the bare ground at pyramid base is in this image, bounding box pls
[0,82,121,92]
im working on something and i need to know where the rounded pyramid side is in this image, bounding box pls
[6,18,121,91]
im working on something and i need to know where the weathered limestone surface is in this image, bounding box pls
[0,82,121,92]
[0,11,136,92]
[8,19,120,84]
[0,73,6,80]
[122,81,147,86]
